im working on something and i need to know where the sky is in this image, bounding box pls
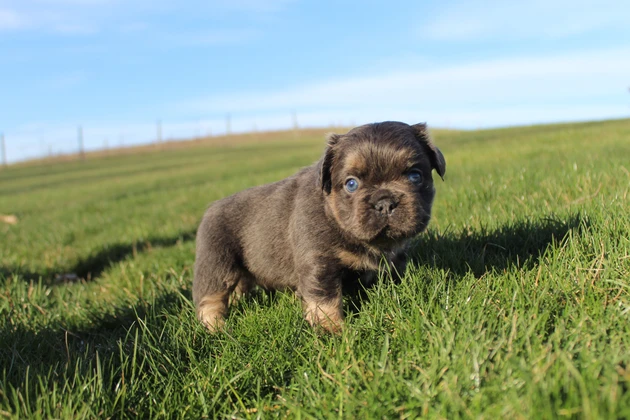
[1,0,629,162]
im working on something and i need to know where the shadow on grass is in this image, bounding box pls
[0,229,197,285]
[410,212,585,277]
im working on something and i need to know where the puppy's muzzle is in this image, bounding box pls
[372,190,399,217]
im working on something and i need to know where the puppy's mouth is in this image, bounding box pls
[367,213,430,246]
[370,224,407,246]
[371,226,394,245]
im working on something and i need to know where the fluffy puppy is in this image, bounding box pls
[193,121,445,333]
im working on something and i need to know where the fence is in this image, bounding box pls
[0,111,312,166]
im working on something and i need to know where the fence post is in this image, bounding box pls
[226,113,231,135]
[78,125,85,160]
[157,119,162,143]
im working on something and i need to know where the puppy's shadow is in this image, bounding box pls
[343,212,585,316]
[1,229,197,285]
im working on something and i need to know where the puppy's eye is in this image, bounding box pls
[345,178,359,193]
[407,170,423,184]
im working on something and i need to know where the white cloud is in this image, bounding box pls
[0,8,27,30]
[176,47,630,120]
[419,0,629,40]
[0,1,106,33]
[0,0,293,34]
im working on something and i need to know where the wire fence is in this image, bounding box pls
[0,111,324,166]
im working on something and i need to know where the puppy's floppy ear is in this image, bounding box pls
[412,123,446,180]
[319,133,341,194]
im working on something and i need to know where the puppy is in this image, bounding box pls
[193,121,445,333]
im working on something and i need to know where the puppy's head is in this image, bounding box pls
[319,121,445,248]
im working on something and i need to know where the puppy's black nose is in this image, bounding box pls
[374,197,397,216]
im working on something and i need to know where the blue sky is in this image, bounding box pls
[1,0,629,162]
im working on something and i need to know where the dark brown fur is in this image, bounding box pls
[193,121,446,332]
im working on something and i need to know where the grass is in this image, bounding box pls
[1,119,629,419]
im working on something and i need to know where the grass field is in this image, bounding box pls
[1,119,629,419]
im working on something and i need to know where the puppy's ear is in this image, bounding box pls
[319,133,341,194]
[412,123,446,180]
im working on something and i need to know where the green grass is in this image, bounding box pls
[1,120,629,419]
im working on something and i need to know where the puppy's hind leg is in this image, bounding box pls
[193,248,248,332]
[196,291,230,332]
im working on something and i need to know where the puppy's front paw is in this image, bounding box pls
[304,300,344,334]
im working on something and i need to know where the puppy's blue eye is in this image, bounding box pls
[345,178,359,193]
[407,170,423,184]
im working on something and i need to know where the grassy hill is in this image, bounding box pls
[1,119,629,418]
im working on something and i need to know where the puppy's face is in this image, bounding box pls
[320,122,445,248]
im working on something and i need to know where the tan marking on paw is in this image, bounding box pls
[197,293,228,332]
[304,300,344,334]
